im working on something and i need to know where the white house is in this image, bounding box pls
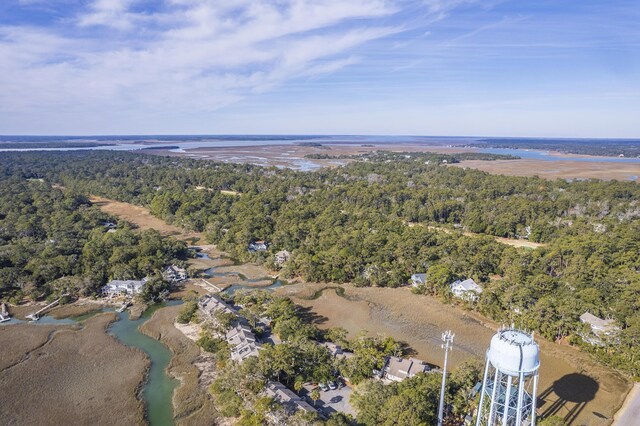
[383,357,430,382]
[579,312,620,345]
[227,323,261,362]
[410,273,427,288]
[450,278,483,302]
[101,278,147,297]
[248,240,268,252]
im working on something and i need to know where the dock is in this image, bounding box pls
[26,293,69,321]
[117,301,132,313]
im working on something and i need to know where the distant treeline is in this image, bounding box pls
[471,138,640,157]
[1,150,639,375]
[305,151,519,161]
[0,141,116,149]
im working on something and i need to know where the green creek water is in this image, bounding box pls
[108,301,181,426]
[1,302,182,426]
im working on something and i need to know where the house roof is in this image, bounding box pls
[580,312,618,330]
[411,273,427,283]
[265,381,299,403]
[451,278,482,293]
[385,356,429,380]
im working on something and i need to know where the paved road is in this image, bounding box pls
[614,383,640,426]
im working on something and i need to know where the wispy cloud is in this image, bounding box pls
[0,0,405,120]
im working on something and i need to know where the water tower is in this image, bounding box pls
[475,327,540,426]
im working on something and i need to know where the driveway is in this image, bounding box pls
[301,381,356,417]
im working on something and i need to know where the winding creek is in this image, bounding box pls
[2,302,181,426]
[108,302,181,426]
[1,263,285,425]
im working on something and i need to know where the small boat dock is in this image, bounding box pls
[26,293,69,321]
[0,303,10,322]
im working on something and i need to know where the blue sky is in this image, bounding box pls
[0,0,638,137]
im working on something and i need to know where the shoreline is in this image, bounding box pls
[139,303,220,425]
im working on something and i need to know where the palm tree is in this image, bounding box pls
[310,389,320,407]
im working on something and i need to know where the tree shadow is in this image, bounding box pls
[397,341,418,357]
[296,305,328,325]
[537,373,599,424]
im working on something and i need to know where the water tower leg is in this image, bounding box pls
[476,359,491,426]
[487,369,500,425]
[531,373,539,425]
[501,375,512,426]
[515,371,525,425]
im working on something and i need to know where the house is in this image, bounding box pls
[579,312,621,345]
[163,265,187,282]
[264,381,318,415]
[227,323,261,362]
[410,273,427,288]
[248,240,268,252]
[274,250,291,267]
[101,278,147,297]
[322,342,354,360]
[450,278,483,302]
[198,294,236,318]
[383,356,430,382]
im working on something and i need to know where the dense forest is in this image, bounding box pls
[1,151,638,375]
[0,177,188,302]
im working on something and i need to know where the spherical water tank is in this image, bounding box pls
[487,328,540,376]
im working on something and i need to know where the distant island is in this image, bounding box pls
[470,138,640,158]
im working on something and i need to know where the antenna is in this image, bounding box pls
[438,330,455,426]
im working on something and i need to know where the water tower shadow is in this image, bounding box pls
[537,373,599,424]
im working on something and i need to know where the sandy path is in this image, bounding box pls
[0,314,148,425]
[90,196,204,243]
[278,283,631,426]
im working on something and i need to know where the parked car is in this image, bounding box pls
[318,382,329,391]
[328,381,338,390]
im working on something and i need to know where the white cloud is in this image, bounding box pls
[0,0,404,126]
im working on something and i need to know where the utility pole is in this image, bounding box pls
[438,330,455,426]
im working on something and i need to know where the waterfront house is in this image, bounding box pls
[199,294,236,319]
[227,323,261,362]
[101,278,147,297]
[383,356,430,382]
[322,342,354,360]
[163,265,187,282]
[450,278,483,302]
[410,273,427,288]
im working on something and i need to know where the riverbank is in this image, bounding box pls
[140,304,220,425]
[277,282,631,425]
[0,313,148,425]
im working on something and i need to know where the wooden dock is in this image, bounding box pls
[26,293,69,321]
